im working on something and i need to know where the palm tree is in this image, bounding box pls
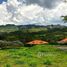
[62,16,67,23]
[61,0,67,22]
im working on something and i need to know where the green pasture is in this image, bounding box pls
[0,45,67,67]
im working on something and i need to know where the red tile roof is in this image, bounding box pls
[58,38,67,43]
[27,40,48,45]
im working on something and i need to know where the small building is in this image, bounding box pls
[58,38,67,44]
[26,40,48,45]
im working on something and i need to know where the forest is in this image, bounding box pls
[0,24,67,48]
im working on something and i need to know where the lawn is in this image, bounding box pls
[0,44,67,67]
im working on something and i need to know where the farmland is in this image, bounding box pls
[0,45,67,67]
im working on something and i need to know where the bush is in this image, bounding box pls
[5,64,11,67]
[15,60,25,64]
[43,60,52,65]
[0,40,24,49]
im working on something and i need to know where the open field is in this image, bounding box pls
[0,44,67,67]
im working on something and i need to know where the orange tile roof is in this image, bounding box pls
[58,38,67,43]
[27,40,48,45]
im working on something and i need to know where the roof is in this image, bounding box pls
[27,40,48,45]
[58,38,67,44]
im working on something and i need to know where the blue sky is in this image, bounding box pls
[0,0,7,4]
[0,0,67,25]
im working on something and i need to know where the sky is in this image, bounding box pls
[0,0,7,4]
[0,0,67,25]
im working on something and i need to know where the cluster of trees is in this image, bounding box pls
[0,40,23,49]
[0,24,66,49]
[0,25,67,44]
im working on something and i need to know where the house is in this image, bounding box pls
[58,38,67,44]
[26,40,48,45]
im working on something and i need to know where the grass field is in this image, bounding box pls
[0,44,67,67]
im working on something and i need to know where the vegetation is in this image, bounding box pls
[0,24,67,44]
[62,16,67,23]
[0,45,67,67]
[0,40,23,49]
[0,24,67,67]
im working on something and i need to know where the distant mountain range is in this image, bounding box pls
[0,24,67,28]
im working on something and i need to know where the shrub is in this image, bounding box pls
[5,64,11,67]
[0,40,24,49]
[43,60,52,65]
[15,60,25,64]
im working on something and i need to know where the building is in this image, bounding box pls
[58,38,67,44]
[26,40,48,45]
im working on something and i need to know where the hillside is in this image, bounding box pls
[0,24,67,44]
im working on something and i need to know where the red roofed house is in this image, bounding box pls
[58,38,67,44]
[27,40,48,45]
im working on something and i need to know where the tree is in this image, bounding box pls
[62,16,67,23]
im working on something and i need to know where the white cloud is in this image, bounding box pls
[43,2,67,24]
[0,0,67,25]
[0,0,46,25]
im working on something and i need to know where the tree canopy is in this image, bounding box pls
[62,16,67,23]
